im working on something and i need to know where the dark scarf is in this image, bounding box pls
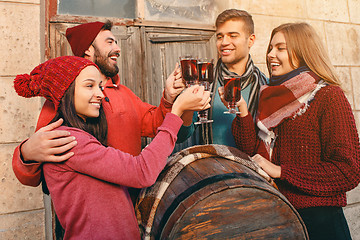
[268,65,310,86]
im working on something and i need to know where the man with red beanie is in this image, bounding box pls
[12,20,189,187]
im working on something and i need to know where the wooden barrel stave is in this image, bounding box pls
[158,158,288,239]
[167,186,306,240]
[136,145,308,240]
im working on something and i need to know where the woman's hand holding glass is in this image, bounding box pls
[171,85,211,117]
[218,87,248,117]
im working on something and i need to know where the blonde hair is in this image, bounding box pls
[266,22,340,86]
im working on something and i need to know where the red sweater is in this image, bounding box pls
[12,75,172,186]
[232,85,360,209]
[43,113,182,239]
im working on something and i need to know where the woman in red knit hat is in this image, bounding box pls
[230,23,360,239]
[14,56,211,239]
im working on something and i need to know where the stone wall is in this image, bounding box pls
[1,0,359,239]
[0,0,46,239]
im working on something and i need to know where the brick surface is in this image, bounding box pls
[0,0,40,3]
[325,23,360,66]
[354,111,360,137]
[248,0,307,18]
[344,203,360,240]
[0,76,42,143]
[347,185,360,206]
[305,0,349,22]
[335,66,354,109]
[349,0,360,24]
[0,144,44,214]
[0,2,41,75]
[352,67,360,111]
[0,210,45,240]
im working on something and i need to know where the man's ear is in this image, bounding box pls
[84,44,95,60]
[84,47,93,59]
[248,34,255,48]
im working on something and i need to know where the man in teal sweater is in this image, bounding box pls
[175,9,267,151]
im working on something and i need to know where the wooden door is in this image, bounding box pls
[49,23,216,104]
[141,26,216,105]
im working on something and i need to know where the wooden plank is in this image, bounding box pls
[152,187,177,237]
[168,187,307,239]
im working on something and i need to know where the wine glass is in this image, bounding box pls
[179,55,198,87]
[223,75,242,114]
[194,58,214,124]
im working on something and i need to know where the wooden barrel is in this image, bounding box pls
[135,145,308,240]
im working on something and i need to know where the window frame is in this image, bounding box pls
[45,0,215,59]
[47,0,215,29]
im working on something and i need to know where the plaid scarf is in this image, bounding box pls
[256,70,326,153]
[214,55,268,120]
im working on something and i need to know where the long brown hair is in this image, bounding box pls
[266,22,340,86]
[51,81,108,146]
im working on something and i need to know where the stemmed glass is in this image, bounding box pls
[179,55,198,87]
[194,58,214,124]
[223,75,242,114]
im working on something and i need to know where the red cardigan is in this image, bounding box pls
[232,85,360,209]
[43,113,182,239]
[12,75,172,186]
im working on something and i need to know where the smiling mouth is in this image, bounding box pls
[91,102,101,107]
[109,52,120,61]
[222,49,232,53]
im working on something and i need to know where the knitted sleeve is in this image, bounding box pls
[232,114,259,156]
[281,86,360,196]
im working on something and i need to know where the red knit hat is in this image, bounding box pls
[14,56,98,110]
[66,21,105,57]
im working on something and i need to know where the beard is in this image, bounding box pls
[93,46,119,78]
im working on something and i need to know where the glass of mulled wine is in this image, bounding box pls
[223,75,242,114]
[194,58,214,124]
[179,55,198,87]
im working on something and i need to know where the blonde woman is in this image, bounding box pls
[230,22,360,239]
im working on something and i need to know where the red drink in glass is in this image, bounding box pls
[224,75,242,114]
[194,59,214,124]
[180,58,198,87]
[224,76,242,102]
[197,61,214,90]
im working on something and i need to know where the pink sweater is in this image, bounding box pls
[12,75,172,186]
[232,85,360,209]
[43,113,182,239]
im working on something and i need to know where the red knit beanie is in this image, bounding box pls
[14,56,98,110]
[66,21,105,57]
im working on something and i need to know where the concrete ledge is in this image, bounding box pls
[0,209,45,240]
